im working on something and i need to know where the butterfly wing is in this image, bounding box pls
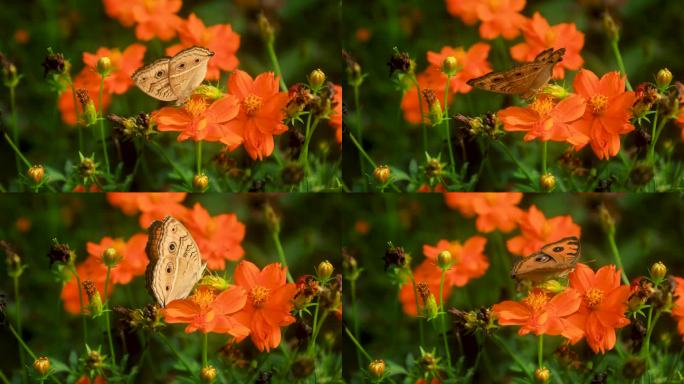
[511,236,580,282]
[132,58,177,102]
[168,46,214,105]
[166,222,205,303]
[540,236,580,266]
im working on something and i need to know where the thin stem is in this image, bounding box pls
[409,74,427,154]
[158,333,194,374]
[299,115,320,175]
[104,266,116,366]
[351,278,362,369]
[443,74,456,176]
[607,233,629,285]
[541,141,548,175]
[13,274,26,384]
[68,80,83,152]
[610,39,633,91]
[202,333,208,367]
[67,264,88,343]
[146,141,191,185]
[3,131,32,169]
[98,75,110,175]
[492,334,533,380]
[494,141,536,187]
[271,231,294,283]
[309,305,329,353]
[537,334,544,369]
[641,307,661,366]
[347,132,401,192]
[344,326,372,361]
[10,85,20,174]
[353,83,365,177]
[8,324,63,384]
[196,140,202,175]
[439,267,452,369]
[408,271,425,347]
[266,42,287,91]
[0,369,10,384]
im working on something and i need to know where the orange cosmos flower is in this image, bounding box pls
[417,183,447,193]
[475,0,527,40]
[445,0,479,25]
[423,236,489,287]
[675,83,684,142]
[426,43,492,94]
[672,277,684,339]
[153,94,241,143]
[330,84,343,144]
[162,285,250,338]
[182,203,245,270]
[166,13,240,81]
[399,260,452,316]
[444,193,523,233]
[222,70,290,160]
[510,12,584,79]
[58,69,112,126]
[506,205,581,256]
[107,192,188,227]
[76,376,107,384]
[233,261,297,351]
[498,94,589,146]
[401,67,450,125]
[132,0,182,41]
[83,44,146,94]
[567,263,631,354]
[492,288,583,340]
[86,234,148,285]
[61,256,109,314]
[571,69,636,160]
[103,0,137,26]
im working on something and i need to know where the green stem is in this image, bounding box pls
[610,39,633,91]
[104,266,116,365]
[69,81,83,152]
[271,231,294,283]
[347,132,401,192]
[10,85,20,174]
[344,326,372,361]
[408,271,425,347]
[494,141,535,187]
[607,232,629,285]
[3,131,32,169]
[309,305,329,353]
[202,333,208,367]
[0,369,10,384]
[8,324,63,384]
[443,74,456,176]
[409,74,427,154]
[541,141,548,175]
[98,75,110,175]
[68,264,88,343]
[158,333,194,374]
[13,274,26,384]
[196,140,202,175]
[641,307,661,366]
[351,278,362,368]
[537,334,544,369]
[146,141,191,185]
[353,83,365,177]
[439,267,452,369]
[299,115,320,175]
[266,42,287,91]
[492,334,533,380]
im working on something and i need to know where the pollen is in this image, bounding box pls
[523,290,549,313]
[584,288,604,308]
[192,287,216,309]
[186,96,208,117]
[242,95,263,116]
[589,95,608,115]
[250,286,270,308]
[530,96,554,116]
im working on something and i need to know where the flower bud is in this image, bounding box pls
[656,68,672,88]
[264,202,281,234]
[103,247,121,267]
[422,88,443,125]
[539,279,564,293]
[387,50,413,77]
[437,250,452,268]
[540,173,556,191]
[650,261,667,280]
[442,56,459,76]
[542,84,569,99]
[602,12,619,41]
[199,276,228,291]
[373,165,390,184]
[308,69,326,90]
[598,204,615,235]
[76,89,98,126]
[535,367,550,382]
[193,173,209,191]
[257,13,274,44]
[194,85,223,100]
[96,56,111,75]
[78,152,99,178]
[424,294,439,320]
[27,165,45,183]
[316,260,334,280]
[368,359,386,378]
[200,365,217,383]
[33,356,50,376]
[83,280,103,317]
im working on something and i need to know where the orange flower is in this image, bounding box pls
[675,83,684,142]
[58,69,112,126]
[401,67,449,125]
[399,260,452,316]
[506,205,581,256]
[444,193,523,233]
[153,95,241,143]
[672,277,684,339]
[233,261,297,351]
[76,376,107,384]
[510,12,584,79]
[107,192,188,228]
[83,44,146,94]
[183,203,245,270]
[417,183,447,193]
[132,0,182,41]
[571,69,636,160]
[104,0,137,26]
[498,94,589,146]
[567,263,631,354]
[73,184,102,192]
[86,234,148,285]
[492,288,583,340]
[162,285,250,338]
[222,70,290,160]
[475,0,527,40]
[166,13,240,81]
[426,43,492,94]
[330,84,343,144]
[423,236,489,287]
[61,256,109,314]
[445,0,479,25]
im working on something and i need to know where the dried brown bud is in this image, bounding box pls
[387,51,412,76]
[383,242,407,270]
[41,51,66,77]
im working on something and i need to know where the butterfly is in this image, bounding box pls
[145,216,206,307]
[466,48,566,99]
[132,46,214,105]
[510,236,580,282]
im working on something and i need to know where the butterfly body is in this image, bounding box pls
[132,46,214,105]
[467,48,565,99]
[145,216,206,307]
[510,236,580,282]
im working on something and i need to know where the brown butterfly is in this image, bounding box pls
[510,236,580,282]
[467,48,566,99]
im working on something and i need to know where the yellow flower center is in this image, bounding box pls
[523,290,549,313]
[186,96,208,117]
[192,287,216,309]
[545,30,557,45]
[530,97,554,116]
[589,95,608,115]
[242,95,263,117]
[584,288,604,309]
[250,286,270,308]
